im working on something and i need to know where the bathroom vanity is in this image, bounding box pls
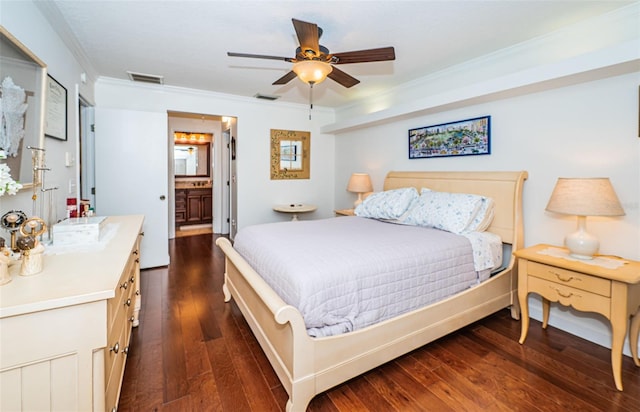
[175,185,213,227]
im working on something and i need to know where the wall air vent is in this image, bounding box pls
[127,71,164,85]
[254,93,280,101]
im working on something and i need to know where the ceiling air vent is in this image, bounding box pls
[127,71,164,85]
[254,93,280,101]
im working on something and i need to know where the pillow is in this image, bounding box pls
[465,197,495,232]
[403,190,484,234]
[354,187,419,220]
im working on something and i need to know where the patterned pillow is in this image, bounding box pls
[465,197,495,232]
[355,187,419,220]
[403,190,484,234]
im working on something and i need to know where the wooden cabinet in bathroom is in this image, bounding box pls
[175,189,187,225]
[175,188,212,226]
[187,188,213,224]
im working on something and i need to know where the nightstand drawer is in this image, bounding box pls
[528,261,611,297]
[528,276,611,317]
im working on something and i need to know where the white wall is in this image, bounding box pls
[94,79,336,230]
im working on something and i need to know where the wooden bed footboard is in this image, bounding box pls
[216,170,528,411]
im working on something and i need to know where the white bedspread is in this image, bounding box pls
[233,216,499,337]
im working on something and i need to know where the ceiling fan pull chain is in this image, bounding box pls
[309,83,313,119]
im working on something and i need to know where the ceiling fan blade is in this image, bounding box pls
[331,47,396,64]
[227,52,294,62]
[292,18,319,56]
[327,66,360,88]
[273,71,298,85]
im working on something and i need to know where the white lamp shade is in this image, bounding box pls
[347,173,373,208]
[545,178,625,217]
[347,173,373,194]
[546,177,625,259]
[292,60,333,84]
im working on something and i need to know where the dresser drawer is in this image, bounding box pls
[107,248,139,329]
[104,237,140,411]
[527,261,611,297]
[105,291,135,383]
[105,321,128,412]
[528,276,611,317]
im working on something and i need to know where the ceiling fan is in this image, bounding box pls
[227,18,395,88]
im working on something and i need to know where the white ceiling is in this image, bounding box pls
[48,0,633,108]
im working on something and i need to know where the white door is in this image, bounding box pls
[94,108,169,268]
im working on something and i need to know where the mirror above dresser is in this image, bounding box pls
[0,26,47,188]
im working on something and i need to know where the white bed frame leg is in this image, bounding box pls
[223,278,231,302]
[286,386,315,412]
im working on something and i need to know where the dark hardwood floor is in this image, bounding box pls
[119,234,640,411]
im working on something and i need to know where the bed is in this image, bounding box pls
[215,170,528,411]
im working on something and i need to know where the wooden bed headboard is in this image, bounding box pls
[383,171,528,247]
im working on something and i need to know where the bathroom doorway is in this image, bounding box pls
[167,111,235,239]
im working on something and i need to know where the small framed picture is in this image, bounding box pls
[409,116,491,159]
[45,74,67,141]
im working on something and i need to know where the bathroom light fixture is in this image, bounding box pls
[545,177,625,259]
[347,173,373,208]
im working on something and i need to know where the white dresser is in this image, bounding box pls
[0,215,144,412]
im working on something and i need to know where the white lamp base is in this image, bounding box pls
[565,216,599,259]
[353,193,364,208]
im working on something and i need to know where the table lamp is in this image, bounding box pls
[545,177,625,259]
[347,173,373,207]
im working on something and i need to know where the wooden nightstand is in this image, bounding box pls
[514,244,640,391]
[334,208,355,216]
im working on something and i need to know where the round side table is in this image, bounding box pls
[273,204,317,221]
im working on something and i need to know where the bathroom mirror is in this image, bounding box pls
[270,129,310,180]
[0,26,47,188]
[174,142,210,177]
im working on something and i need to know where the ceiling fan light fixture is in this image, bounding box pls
[292,60,332,84]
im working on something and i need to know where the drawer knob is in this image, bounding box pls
[120,282,128,290]
[136,289,140,296]
[135,258,140,264]
[133,250,139,255]
[130,275,135,283]
[129,316,135,323]
[124,346,129,355]
[111,407,117,412]
[125,298,132,307]
[110,342,120,354]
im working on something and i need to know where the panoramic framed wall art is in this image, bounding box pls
[408,116,491,159]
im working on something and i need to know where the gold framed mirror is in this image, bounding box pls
[0,26,47,189]
[270,129,310,180]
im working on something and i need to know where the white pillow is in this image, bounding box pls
[403,190,484,234]
[355,187,419,220]
[465,197,495,232]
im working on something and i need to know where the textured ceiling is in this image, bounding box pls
[48,0,633,108]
